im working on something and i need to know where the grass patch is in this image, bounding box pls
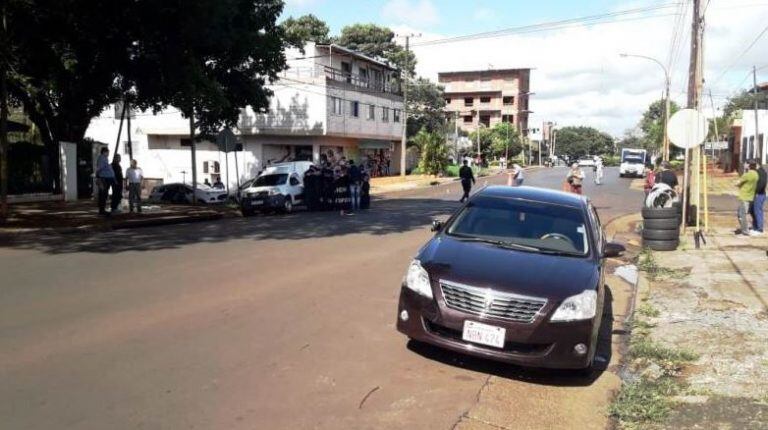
[637,302,660,318]
[609,377,681,426]
[629,337,699,364]
[636,248,687,281]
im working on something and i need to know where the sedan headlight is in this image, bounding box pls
[550,290,597,322]
[404,260,433,299]
[268,189,280,196]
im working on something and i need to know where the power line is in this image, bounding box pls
[410,2,681,47]
[711,22,768,85]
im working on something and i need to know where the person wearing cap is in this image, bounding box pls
[736,159,759,236]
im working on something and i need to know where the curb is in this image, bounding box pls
[110,212,224,230]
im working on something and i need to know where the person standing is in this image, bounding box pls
[459,160,475,203]
[125,159,144,213]
[594,159,604,185]
[750,160,766,234]
[95,147,115,216]
[643,163,656,195]
[361,173,371,210]
[212,178,224,189]
[111,154,124,213]
[656,161,679,192]
[736,160,759,236]
[512,164,524,186]
[566,163,585,195]
[348,159,362,211]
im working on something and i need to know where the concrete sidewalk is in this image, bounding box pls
[0,200,238,233]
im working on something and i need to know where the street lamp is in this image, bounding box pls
[620,53,671,162]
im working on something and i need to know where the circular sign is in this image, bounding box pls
[667,109,708,149]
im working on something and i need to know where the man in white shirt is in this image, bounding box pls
[125,159,144,213]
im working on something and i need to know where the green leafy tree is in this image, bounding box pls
[555,126,615,159]
[406,77,446,137]
[489,122,522,159]
[639,99,680,151]
[723,89,768,118]
[413,128,448,176]
[281,14,331,49]
[5,0,288,195]
[336,24,416,74]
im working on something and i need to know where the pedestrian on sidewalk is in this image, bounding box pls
[348,159,362,211]
[736,159,759,236]
[656,161,679,193]
[459,160,475,203]
[750,160,766,234]
[361,174,371,210]
[111,154,124,213]
[643,163,656,195]
[126,159,144,213]
[95,147,116,216]
[566,163,585,195]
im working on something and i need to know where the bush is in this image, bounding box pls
[413,129,449,176]
[602,155,620,166]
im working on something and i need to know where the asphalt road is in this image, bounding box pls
[0,167,643,430]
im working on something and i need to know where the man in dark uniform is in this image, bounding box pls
[459,160,475,203]
[656,161,679,192]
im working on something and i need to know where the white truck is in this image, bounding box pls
[239,161,314,216]
[619,148,647,178]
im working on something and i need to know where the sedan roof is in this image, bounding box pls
[473,185,586,208]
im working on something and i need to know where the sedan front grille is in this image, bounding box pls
[439,280,547,323]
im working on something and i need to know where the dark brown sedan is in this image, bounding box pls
[396,186,624,370]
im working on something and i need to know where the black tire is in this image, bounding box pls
[282,196,293,214]
[642,229,679,241]
[643,217,681,230]
[619,173,625,178]
[642,238,679,251]
[642,206,679,219]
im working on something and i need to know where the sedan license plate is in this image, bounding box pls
[251,200,264,206]
[462,320,506,348]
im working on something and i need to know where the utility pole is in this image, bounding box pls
[398,33,420,177]
[126,99,133,161]
[753,65,762,164]
[189,109,197,204]
[683,0,704,231]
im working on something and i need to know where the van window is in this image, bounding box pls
[255,174,288,186]
[289,176,300,186]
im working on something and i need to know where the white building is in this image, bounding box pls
[733,109,768,167]
[86,42,406,190]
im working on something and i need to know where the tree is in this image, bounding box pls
[6,0,287,196]
[281,14,331,49]
[413,128,448,176]
[406,77,446,137]
[489,122,522,160]
[336,24,416,74]
[723,88,768,118]
[639,98,680,151]
[555,126,614,159]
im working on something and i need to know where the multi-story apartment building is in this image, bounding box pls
[86,42,406,189]
[438,68,531,135]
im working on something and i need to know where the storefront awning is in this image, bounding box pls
[358,139,393,150]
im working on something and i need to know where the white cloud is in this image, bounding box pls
[406,0,768,136]
[381,0,440,28]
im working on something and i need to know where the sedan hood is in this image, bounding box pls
[418,235,599,300]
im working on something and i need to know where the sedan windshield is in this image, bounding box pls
[255,174,288,186]
[446,197,589,256]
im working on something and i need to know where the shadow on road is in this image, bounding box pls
[406,286,615,387]
[0,197,459,255]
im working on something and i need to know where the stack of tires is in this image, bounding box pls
[641,204,681,251]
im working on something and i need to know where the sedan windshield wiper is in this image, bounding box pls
[451,236,540,252]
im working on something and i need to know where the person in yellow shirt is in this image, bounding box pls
[736,160,759,236]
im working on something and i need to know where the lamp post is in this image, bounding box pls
[620,53,671,162]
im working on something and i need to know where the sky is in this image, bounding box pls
[282,0,768,137]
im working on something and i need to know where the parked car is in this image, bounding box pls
[396,186,624,371]
[148,183,228,204]
[578,156,596,167]
[240,161,314,216]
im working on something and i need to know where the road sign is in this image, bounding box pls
[216,128,237,152]
[667,109,708,149]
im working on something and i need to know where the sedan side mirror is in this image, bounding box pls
[602,242,625,258]
[431,220,444,232]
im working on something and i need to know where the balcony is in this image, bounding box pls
[276,65,403,97]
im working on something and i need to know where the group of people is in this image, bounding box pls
[203,178,225,190]
[302,159,371,214]
[95,147,144,216]
[736,158,767,237]
[362,152,392,178]
[643,161,680,195]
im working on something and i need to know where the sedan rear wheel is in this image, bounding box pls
[283,196,293,214]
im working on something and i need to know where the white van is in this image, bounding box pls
[240,161,314,215]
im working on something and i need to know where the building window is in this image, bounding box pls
[445,98,451,105]
[480,115,491,127]
[502,114,514,123]
[367,104,375,120]
[331,97,343,115]
[180,138,192,147]
[382,107,390,122]
[349,101,359,118]
[463,115,473,123]
[203,161,209,174]
[464,97,474,107]
[480,96,491,103]
[503,96,514,105]
[393,109,401,123]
